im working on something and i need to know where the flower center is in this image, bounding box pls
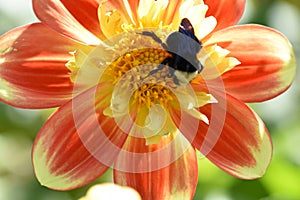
[104,47,178,109]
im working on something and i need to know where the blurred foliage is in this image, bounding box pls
[279,0,300,11]
[0,0,299,200]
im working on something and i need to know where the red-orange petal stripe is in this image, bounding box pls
[32,86,129,190]
[205,24,296,102]
[204,0,245,31]
[128,0,140,24]
[0,23,90,108]
[114,135,198,200]
[33,0,102,45]
[163,0,184,25]
[60,0,103,39]
[171,92,272,179]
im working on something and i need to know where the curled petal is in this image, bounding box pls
[32,85,129,190]
[114,134,198,200]
[102,0,136,25]
[172,93,272,179]
[205,24,296,102]
[98,2,129,37]
[204,0,245,31]
[33,0,102,45]
[0,23,91,108]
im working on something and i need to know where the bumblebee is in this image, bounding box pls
[140,18,203,85]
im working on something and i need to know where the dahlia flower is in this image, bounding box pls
[0,0,296,199]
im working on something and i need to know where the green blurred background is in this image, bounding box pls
[0,0,299,199]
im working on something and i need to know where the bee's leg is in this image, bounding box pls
[138,31,163,44]
[166,69,179,85]
[138,31,169,52]
[147,63,165,76]
[166,69,174,78]
[142,57,172,80]
[173,76,180,85]
[197,62,204,73]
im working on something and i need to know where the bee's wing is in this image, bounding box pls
[179,18,199,43]
[177,18,202,57]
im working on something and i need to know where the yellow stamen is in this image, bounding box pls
[103,44,176,109]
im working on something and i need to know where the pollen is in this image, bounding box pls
[103,45,177,109]
[134,83,174,108]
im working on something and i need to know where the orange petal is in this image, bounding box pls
[163,0,183,25]
[114,134,198,200]
[32,86,129,190]
[127,0,140,24]
[172,92,272,179]
[0,23,90,108]
[204,0,245,31]
[33,0,102,45]
[205,24,296,102]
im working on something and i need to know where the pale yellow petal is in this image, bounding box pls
[98,3,128,37]
[199,44,241,79]
[79,183,141,200]
[137,0,168,27]
[196,16,217,40]
[170,0,216,39]
[195,92,218,107]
